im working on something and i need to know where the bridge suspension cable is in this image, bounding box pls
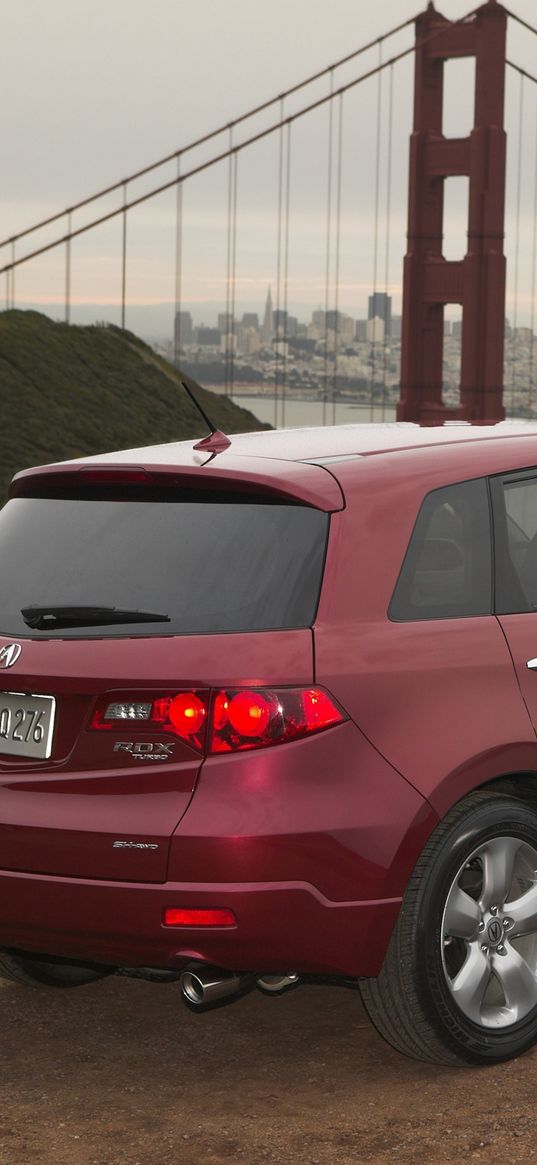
[0,13,419,258]
[4,2,500,420]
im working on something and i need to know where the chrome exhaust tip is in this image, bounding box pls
[180,963,253,1007]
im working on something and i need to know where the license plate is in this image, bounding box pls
[0,692,56,760]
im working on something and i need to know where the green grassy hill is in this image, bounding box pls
[0,310,267,499]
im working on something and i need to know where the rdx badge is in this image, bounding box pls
[113,741,175,760]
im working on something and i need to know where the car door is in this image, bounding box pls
[492,469,537,731]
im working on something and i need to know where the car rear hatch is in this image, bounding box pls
[0,454,340,882]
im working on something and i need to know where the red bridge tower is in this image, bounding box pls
[398,0,507,424]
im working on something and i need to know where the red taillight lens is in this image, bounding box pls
[209,687,345,752]
[227,691,272,737]
[159,693,206,736]
[301,688,343,730]
[90,690,208,750]
[163,908,237,928]
[90,686,345,754]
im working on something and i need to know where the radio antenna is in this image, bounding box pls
[180,377,232,453]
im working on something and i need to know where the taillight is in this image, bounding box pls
[90,690,208,750]
[209,687,345,752]
[90,686,345,754]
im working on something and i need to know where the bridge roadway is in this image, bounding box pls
[0,975,535,1163]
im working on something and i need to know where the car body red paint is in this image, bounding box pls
[2,420,537,990]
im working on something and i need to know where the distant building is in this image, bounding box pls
[355,319,368,341]
[273,308,288,335]
[241,328,261,357]
[241,312,259,330]
[368,293,392,337]
[367,316,385,344]
[174,310,193,352]
[339,315,355,344]
[261,287,273,343]
[217,312,235,333]
[391,315,402,341]
[220,333,236,354]
[195,326,220,347]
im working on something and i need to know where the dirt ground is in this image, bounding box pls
[1,974,537,1165]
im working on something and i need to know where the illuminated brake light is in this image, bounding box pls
[163,908,237,928]
[210,686,345,752]
[167,693,206,736]
[227,691,272,737]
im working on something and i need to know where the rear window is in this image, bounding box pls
[0,495,328,637]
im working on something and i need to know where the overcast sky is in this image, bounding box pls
[3,0,537,331]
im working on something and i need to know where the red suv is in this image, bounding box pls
[4,421,537,1066]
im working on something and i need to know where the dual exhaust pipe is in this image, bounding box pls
[180,963,298,1008]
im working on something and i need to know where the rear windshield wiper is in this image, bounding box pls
[21,605,171,630]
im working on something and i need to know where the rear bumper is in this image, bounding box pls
[0,867,401,977]
[0,723,437,977]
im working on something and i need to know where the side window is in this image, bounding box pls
[494,475,537,613]
[390,478,492,621]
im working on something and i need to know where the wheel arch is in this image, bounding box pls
[425,743,537,820]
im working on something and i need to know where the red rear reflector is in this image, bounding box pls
[163,908,237,928]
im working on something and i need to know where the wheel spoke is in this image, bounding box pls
[492,946,537,1020]
[506,883,537,938]
[443,884,480,940]
[450,944,491,1024]
[480,836,521,910]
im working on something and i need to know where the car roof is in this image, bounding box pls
[45,420,537,463]
[11,421,537,512]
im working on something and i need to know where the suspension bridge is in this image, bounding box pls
[2,0,537,427]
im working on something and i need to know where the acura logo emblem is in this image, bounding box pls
[487,920,502,946]
[0,643,22,669]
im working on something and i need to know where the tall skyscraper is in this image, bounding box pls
[261,287,273,344]
[241,312,259,329]
[174,310,193,356]
[217,312,235,334]
[368,293,392,338]
[273,309,288,335]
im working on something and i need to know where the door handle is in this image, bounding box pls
[527,659,537,670]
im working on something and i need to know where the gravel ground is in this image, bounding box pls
[1,974,537,1165]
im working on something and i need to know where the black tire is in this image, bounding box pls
[0,949,112,988]
[359,790,537,1066]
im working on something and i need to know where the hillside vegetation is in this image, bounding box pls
[0,311,267,499]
